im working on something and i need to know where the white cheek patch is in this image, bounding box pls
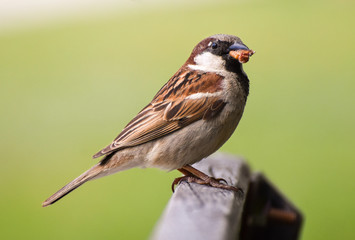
[188,52,226,72]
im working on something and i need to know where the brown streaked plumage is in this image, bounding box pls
[42,34,254,207]
[93,71,224,159]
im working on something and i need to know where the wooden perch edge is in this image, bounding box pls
[150,153,303,240]
[151,153,251,240]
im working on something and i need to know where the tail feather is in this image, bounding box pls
[42,164,103,207]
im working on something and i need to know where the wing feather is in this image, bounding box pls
[93,96,225,158]
[93,70,226,159]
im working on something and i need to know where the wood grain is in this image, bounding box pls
[151,153,251,240]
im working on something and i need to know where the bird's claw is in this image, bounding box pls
[172,175,242,194]
[171,175,199,192]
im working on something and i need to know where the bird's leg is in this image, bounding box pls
[172,164,241,193]
[182,165,239,191]
[171,168,197,192]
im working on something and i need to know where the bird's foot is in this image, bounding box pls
[193,175,241,192]
[172,175,199,192]
[172,165,243,194]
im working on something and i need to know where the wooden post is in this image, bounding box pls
[151,153,251,240]
[151,153,303,240]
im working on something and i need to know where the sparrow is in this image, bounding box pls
[42,34,254,207]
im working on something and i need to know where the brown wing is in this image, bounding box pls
[93,69,225,159]
[93,96,226,158]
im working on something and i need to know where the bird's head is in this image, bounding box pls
[186,34,255,73]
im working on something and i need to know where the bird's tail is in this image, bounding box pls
[42,163,104,207]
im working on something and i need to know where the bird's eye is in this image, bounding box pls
[211,42,218,49]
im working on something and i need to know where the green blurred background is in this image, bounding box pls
[1,0,354,239]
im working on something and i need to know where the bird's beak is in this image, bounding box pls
[228,43,255,64]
